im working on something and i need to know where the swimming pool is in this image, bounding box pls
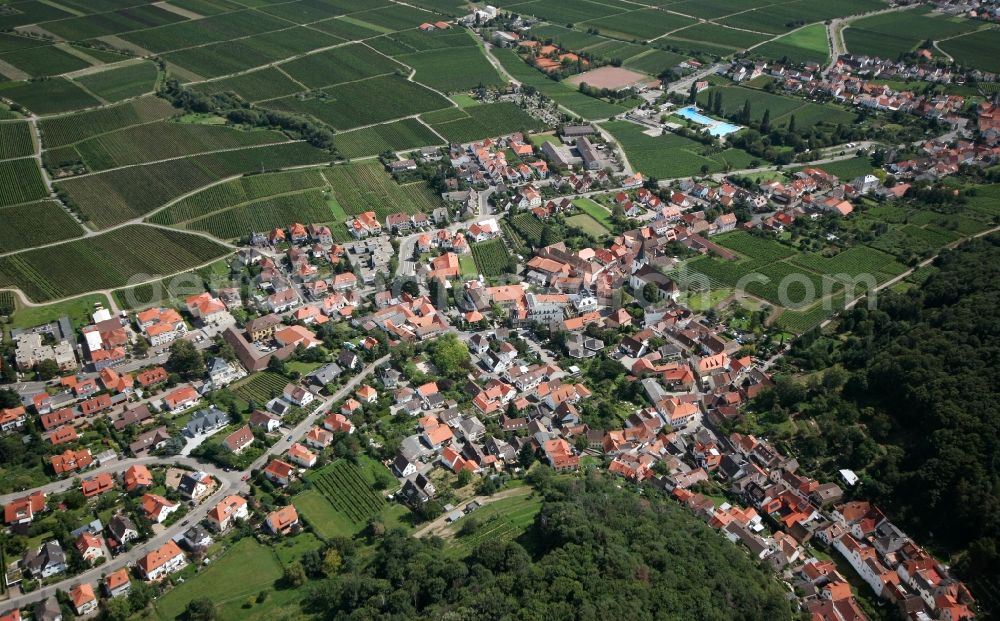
[676,105,743,137]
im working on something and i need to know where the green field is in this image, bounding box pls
[0,158,48,207]
[472,238,511,277]
[572,197,614,229]
[56,141,332,228]
[270,74,450,131]
[424,102,544,144]
[939,28,1000,74]
[399,45,504,92]
[446,490,542,558]
[38,96,179,148]
[73,61,159,102]
[459,254,478,278]
[0,78,100,115]
[149,539,284,621]
[186,189,341,239]
[844,8,982,59]
[324,161,441,219]
[191,67,302,102]
[509,213,547,247]
[566,213,610,237]
[5,292,112,331]
[151,169,328,225]
[752,23,830,64]
[789,157,874,180]
[232,372,288,404]
[601,121,755,179]
[0,225,229,302]
[296,461,387,539]
[335,118,443,160]
[0,121,34,159]
[0,201,85,253]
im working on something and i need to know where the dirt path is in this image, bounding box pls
[413,486,534,539]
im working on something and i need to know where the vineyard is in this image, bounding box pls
[0,225,229,302]
[0,291,13,316]
[0,158,48,207]
[278,43,404,90]
[297,461,386,539]
[56,141,332,228]
[186,190,337,239]
[232,372,288,404]
[270,74,450,131]
[449,493,542,558]
[425,102,544,145]
[71,122,286,172]
[38,96,179,149]
[151,169,328,225]
[323,161,441,220]
[73,61,159,103]
[0,201,84,253]
[334,119,442,160]
[0,121,33,159]
[509,213,551,248]
[471,239,512,277]
[0,77,99,115]
[399,45,504,92]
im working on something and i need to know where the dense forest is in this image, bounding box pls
[302,474,796,621]
[762,235,1000,609]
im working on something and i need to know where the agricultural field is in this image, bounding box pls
[789,157,875,181]
[323,161,441,219]
[232,371,288,403]
[0,78,100,115]
[472,238,512,277]
[0,201,84,253]
[509,213,547,248]
[72,61,158,102]
[751,23,830,64]
[446,490,543,558]
[424,102,544,144]
[579,8,695,42]
[151,169,328,225]
[624,48,689,77]
[38,95,179,149]
[844,8,982,59]
[55,141,332,228]
[297,461,386,539]
[939,29,1000,74]
[334,118,443,160]
[191,67,302,102]
[270,74,450,131]
[601,121,756,179]
[278,43,404,90]
[0,44,93,77]
[0,224,230,302]
[398,45,504,92]
[186,189,340,239]
[720,0,886,36]
[670,23,773,51]
[0,158,48,207]
[0,121,33,159]
[65,121,287,172]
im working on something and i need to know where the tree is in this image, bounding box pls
[687,82,698,104]
[103,596,133,621]
[167,340,205,380]
[518,443,536,469]
[787,114,796,133]
[34,359,60,380]
[456,469,473,488]
[184,598,216,621]
[429,333,470,380]
[0,388,20,409]
[133,336,149,357]
[284,561,306,587]
[741,99,752,124]
[322,549,342,576]
[760,108,771,133]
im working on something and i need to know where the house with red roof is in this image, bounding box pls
[138,540,186,581]
[265,505,299,536]
[206,495,248,532]
[264,459,295,486]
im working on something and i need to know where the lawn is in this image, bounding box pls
[679,287,734,312]
[7,293,111,330]
[150,538,283,621]
[459,254,478,278]
[529,133,562,147]
[451,94,480,108]
[572,197,614,228]
[294,488,360,540]
[566,213,610,237]
[752,23,830,64]
[789,156,874,181]
[601,121,756,179]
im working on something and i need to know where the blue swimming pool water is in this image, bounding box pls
[676,105,743,137]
